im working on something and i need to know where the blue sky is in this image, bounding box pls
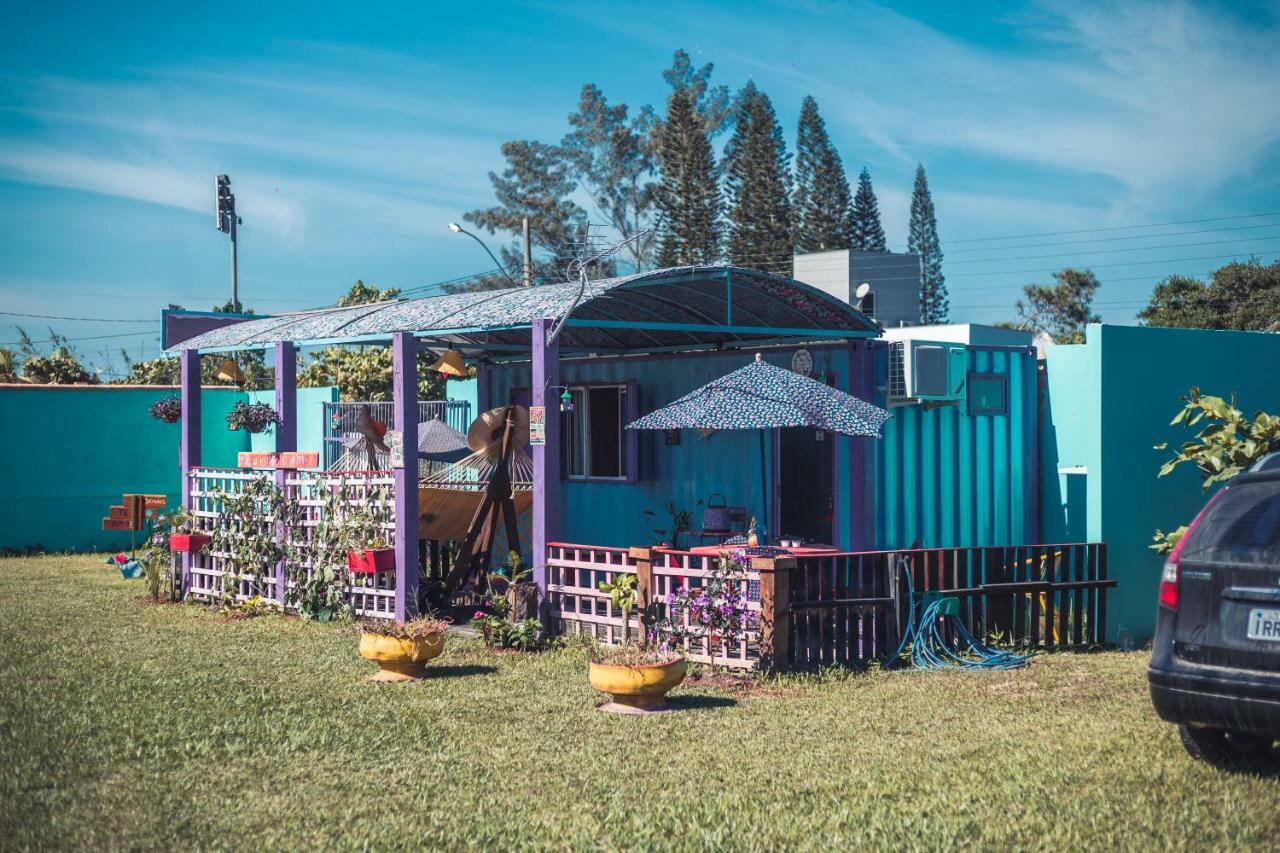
[2,0,1279,374]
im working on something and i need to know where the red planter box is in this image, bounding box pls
[169,533,210,553]
[348,548,395,574]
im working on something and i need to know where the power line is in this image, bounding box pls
[0,310,154,323]
[944,210,1280,246]
[945,220,1280,255]
[0,330,157,347]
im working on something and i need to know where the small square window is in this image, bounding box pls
[968,373,1007,416]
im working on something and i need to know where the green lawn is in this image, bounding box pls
[1,555,1277,850]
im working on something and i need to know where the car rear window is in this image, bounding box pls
[1181,479,1280,566]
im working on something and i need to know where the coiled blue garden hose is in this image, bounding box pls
[892,559,1032,671]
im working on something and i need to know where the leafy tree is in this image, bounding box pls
[851,167,887,252]
[792,95,854,253]
[907,164,947,323]
[561,84,658,273]
[1138,260,1280,331]
[655,87,722,267]
[464,139,589,286]
[300,280,443,402]
[338,279,400,307]
[723,82,792,270]
[659,49,732,137]
[1151,388,1280,553]
[15,329,97,384]
[1011,268,1101,343]
[0,347,19,382]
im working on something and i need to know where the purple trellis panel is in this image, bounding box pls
[273,341,297,607]
[179,349,201,596]
[392,332,420,620]
[531,318,560,600]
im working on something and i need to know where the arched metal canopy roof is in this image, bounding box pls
[166,265,879,355]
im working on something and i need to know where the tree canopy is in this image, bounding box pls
[793,96,853,253]
[723,81,792,270]
[851,167,887,252]
[1138,260,1280,331]
[907,164,947,324]
[1011,268,1101,344]
[654,86,722,267]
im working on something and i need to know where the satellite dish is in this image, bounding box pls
[854,282,872,300]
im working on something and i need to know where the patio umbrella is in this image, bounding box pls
[626,353,891,534]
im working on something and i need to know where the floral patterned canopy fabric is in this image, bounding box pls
[627,354,891,438]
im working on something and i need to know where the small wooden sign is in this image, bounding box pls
[101,517,136,531]
[385,430,404,469]
[236,451,320,469]
[143,494,167,509]
[529,406,546,446]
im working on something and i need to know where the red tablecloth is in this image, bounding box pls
[686,543,840,556]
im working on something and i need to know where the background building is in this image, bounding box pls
[793,249,921,327]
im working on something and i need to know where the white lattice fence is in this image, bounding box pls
[545,543,761,670]
[187,467,397,616]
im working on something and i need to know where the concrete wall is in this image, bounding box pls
[793,250,921,328]
[0,384,335,553]
[1040,324,1280,644]
[246,386,338,464]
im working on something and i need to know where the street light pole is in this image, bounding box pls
[448,221,522,287]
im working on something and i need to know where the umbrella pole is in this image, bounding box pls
[758,430,767,538]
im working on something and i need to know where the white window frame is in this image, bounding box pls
[563,383,630,482]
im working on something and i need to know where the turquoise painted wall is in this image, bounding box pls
[872,345,1037,549]
[0,384,336,553]
[1041,324,1280,644]
[247,386,339,465]
[488,347,857,549]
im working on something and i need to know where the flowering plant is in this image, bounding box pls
[662,550,757,666]
[226,401,280,434]
[149,396,182,423]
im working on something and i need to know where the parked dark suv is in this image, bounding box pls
[1148,453,1280,766]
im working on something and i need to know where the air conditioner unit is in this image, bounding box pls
[886,340,967,404]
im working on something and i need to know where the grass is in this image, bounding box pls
[2,555,1278,850]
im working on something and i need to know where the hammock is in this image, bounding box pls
[417,442,534,541]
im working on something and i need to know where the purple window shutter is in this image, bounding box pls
[626,380,639,484]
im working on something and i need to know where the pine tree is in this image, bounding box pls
[792,96,854,253]
[655,87,722,266]
[723,82,792,271]
[851,167,887,252]
[907,164,948,323]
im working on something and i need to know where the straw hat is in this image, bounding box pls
[466,405,529,453]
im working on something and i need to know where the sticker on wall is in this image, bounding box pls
[385,430,404,468]
[529,406,546,446]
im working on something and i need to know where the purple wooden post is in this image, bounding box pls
[531,318,560,602]
[273,341,296,607]
[392,332,420,620]
[179,348,201,596]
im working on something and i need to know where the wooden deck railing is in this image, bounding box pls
[546,541,1113,671]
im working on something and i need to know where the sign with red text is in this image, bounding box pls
[529,406,546,446]
[237,451,320,469]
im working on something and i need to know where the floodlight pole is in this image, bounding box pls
[230,212,238,311]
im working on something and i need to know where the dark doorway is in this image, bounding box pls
[779,426,834,544]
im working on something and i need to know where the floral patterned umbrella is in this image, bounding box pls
[627,353,890,536]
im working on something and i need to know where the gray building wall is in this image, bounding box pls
[792,249,921,327]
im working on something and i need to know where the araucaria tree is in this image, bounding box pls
[907,164,947,323]
[655,87,722,267]
[723,82,792,270]
[792,95,854,253]
[851,167,887,251]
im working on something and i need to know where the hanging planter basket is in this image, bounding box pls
[149,396,182,424]
[226,401,280,435]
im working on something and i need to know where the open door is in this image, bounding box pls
[779,426,835,544]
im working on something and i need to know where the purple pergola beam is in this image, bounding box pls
[179,348,201,597]
[392,332,420,620]
[531,318,560,603]
[273,341,297,607]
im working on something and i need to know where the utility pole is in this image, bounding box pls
[522,217,532,287]
[215,175,241,311]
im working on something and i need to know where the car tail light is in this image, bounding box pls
[1158,493,1221,612]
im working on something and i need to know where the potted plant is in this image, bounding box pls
[347,538,394,573]
[587,573,687,713]
[358,615,449,682]
[149,396,182,424]
[226,400,280,434]
[164,509,209,554]
[340,502,394,574]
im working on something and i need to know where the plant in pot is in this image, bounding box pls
[163,508,209,554]
[149,396,182,424]
[226,400,280,434]
[587,573,688,714]
[338,498,394,576]
[358,614,449,682]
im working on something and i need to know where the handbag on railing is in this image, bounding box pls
[702,493,730,532]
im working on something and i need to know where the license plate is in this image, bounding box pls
[1247,608,1280,641]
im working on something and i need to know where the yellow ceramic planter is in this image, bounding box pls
[359,632,445,682]
[588,658,688,712]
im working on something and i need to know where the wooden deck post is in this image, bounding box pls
[392,332,420,621]
[273,341,296,608]
[179,348,201,598]
[631,546,653,643]
[756,556,794,671]
[531,318,560,608]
